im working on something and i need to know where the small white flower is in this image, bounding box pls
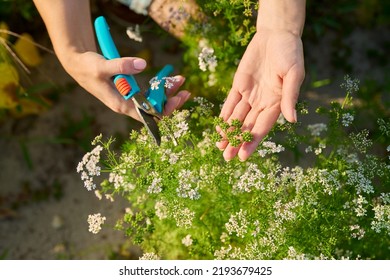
[233,163,265,193]
[126,24,142,42]
[163,76,178,89]
[182,234,193,247]
[225,209,248,238]
[94,190,102,200]
[77,145,103,191]
[155,201,168,220]
[307,123,327,136]
[341,74,360,94]
[198,46,217,72]
[277,113,286,125]
[149,77,161,90]
[305,146,313,153]
[341,113,354,127]
[173,207,194,228]
[105,193,114,202]
[258,141,285,157]
[87,213,106,234]
[177,169,200,200]
[148,177,163,194]
[139,252,160,260]
[91,133,102,145]
[350,224,365,240]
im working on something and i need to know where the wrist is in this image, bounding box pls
[257,0,306,37]
[55,47,93,80]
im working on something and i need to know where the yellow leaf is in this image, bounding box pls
[0,62,19,109]
[13,33,42,67]
[0,62,19,86]
[0,22,9,41]
[10,98,50,117]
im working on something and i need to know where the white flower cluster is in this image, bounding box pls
[148,171,163,194]
[108,170,125,189]
[172,110,190,139]
[258,141,285,157]
[126,24,142,42]
[225,209,248,238]
[371,204,390,234]
[139,252,160,260]
[251,220,261,237]
[352,195,368,217]
[285,246,306,260]
[181,234,193,247]
[273,200,299,222]
[176,169,200,200]
[307,123,327,137]
[346,169,374,194]
[160,110,190,146]
[350,224,365,240]
[305,143,326,155]
[155,200,168,220]
[198,46,217,72]
[193,96,214,116]
[341,113,354,127]
[77,145,103,191]
[350,129,373,153]
[233,163,265,193]
[172,206,195,229]
[341,74,360,94]
[160,148,182,164]
[318,169,341,195]
[87,213,106,234]
[149,76,179,90]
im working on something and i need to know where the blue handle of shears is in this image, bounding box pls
[146,64,173,113]
[94,16,173,114]
[94,16,140,99]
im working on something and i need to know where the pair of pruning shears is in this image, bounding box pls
[94,16,173,145]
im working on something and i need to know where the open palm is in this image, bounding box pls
[217,30,305,161]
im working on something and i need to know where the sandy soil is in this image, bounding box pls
[0,12,388,259]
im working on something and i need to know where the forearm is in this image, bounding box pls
[257,0,306,37]
[33,0,96,67]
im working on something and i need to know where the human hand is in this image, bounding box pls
[216,29,305,161]
[63,51,191,122]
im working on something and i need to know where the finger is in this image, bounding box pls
[280,64,305,123]
[223,143,241,161]
[217,89,242,151]
[99,57,147,77]
[240,106,263,132]
[237,105,281,161]
[165,75,186,96]
[163,90,191,116]
[216,139,229,151]
[219,89,242,120]
[96,82,142,121]
[216,106,261,154]
[226,101,252,125]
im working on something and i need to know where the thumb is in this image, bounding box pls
[280,64,305,123]
[100,57,147,76]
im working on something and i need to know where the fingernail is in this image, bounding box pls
[133,59,146,70]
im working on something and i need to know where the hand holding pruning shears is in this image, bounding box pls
[94,16,190,144]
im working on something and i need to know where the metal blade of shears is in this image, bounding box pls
[135,107,161,145]
[132,93,162,145]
